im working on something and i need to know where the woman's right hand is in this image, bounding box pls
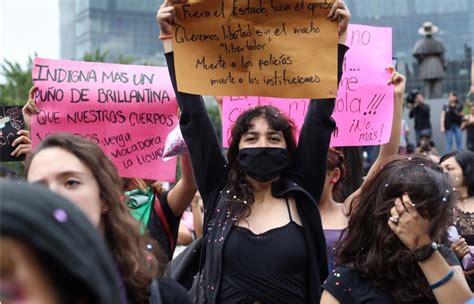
[156,0,185,36]
[451,238,470,259]
[22,87,39,130]
[388,194,432,250]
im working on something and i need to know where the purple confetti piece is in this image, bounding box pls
[54,209,68,223]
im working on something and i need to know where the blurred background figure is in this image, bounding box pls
[441,91,464,153]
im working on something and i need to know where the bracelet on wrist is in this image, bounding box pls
[429,269,454,289]
[412,241,438,262]
[159,33,173,40]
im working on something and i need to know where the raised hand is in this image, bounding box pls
[156,0,186,36]
[388,193,432,250]
[22,87,39,130]
[327,0,350,44]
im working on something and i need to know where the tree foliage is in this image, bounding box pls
[0,57,34,106]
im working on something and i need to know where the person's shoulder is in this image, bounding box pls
[322,266,357,303]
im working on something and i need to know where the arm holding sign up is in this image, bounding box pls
[295,0,350,202]
[167,154,198,217]
[22,87,40,131]
[158,0,228,210]
[343,68,406,207]
[9,87,40,159]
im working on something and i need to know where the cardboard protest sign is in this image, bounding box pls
[222,25,393,147]
[173,0,338,99]
[31,58,179,181]
[0,106,26,162]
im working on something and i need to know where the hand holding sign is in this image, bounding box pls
[22,87,40,130]
[157,0,184,36]
[328,0,351,44]
[386,66,406,97]
[0,106,27,162]
[11,130,32,158]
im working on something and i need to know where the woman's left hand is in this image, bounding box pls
[327,0,350,44]
[388,193,432,250]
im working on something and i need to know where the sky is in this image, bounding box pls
[0,0,59,83]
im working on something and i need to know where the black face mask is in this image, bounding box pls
[237,147,289,182]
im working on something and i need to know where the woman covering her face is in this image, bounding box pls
[321,156,472,303]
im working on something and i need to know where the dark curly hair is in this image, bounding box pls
[226,106,297,218]
[440,150,474,196]
[336,155,455,303]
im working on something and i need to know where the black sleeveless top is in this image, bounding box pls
[217,198,308,303]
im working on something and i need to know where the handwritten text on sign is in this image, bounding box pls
[222,25,393,147]
[31,58,178,181]
[173,0,337,99]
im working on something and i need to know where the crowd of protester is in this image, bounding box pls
[1,0,474,303]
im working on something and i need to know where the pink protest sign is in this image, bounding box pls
[31,58,178,181]
[332,24,393,146]
[222,24,393,147]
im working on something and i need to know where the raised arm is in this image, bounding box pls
[157,1,228,206]
[344,70,406,205]
[295,0,350,202]
[167,154,197,216]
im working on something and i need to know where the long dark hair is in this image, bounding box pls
[25,133,158,304]
[440,150,474,196]
[226,106,297,218]
[337,155,454,303]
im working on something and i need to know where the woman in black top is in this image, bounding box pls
[157,1,350,302]
[322,156,471,303]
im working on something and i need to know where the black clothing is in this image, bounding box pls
[2,182,124,304]
[409,103,431,131]
[159,279,193,304]
[165,44,348,304]
[443,103,463,129]
[466,122,474,151]
[148,191,181,261]
[323,245,460,304]
[217,198,307,303]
